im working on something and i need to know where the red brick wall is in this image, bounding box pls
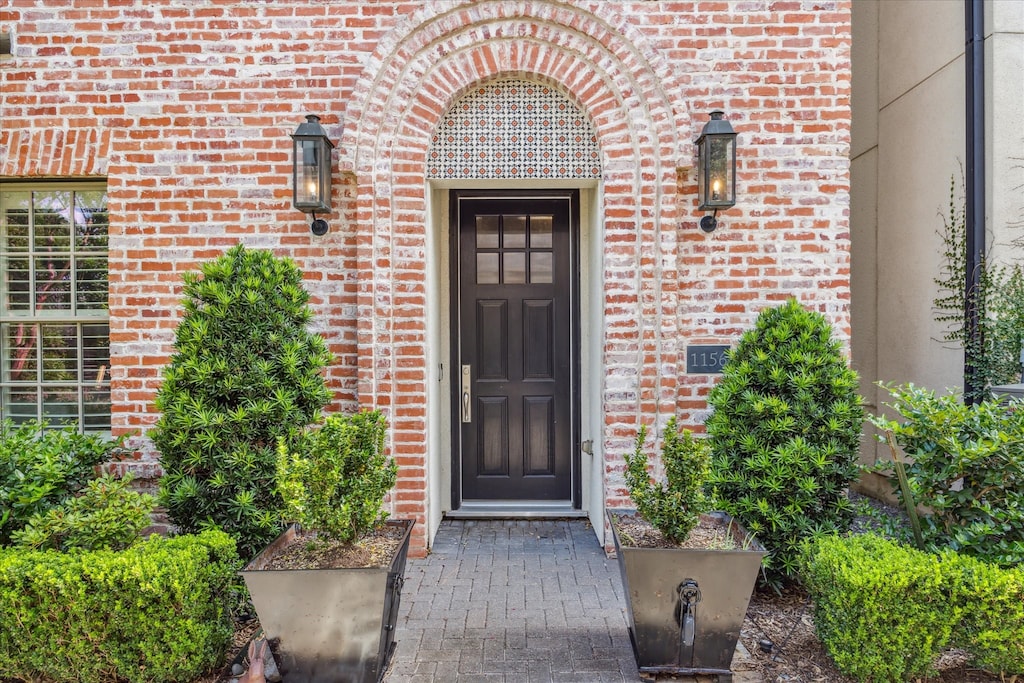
[0,0,852,556]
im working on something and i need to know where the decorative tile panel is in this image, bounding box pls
[427,79,601,179]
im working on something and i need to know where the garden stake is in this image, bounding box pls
[885,429,926,550]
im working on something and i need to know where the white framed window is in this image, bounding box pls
[0,183,110,431]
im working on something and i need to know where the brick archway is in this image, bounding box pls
[339,1,694,553]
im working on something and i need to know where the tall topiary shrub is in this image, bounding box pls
[706,298,863,586]
[153,244,332,560]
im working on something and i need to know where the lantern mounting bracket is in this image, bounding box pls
[310,212,329,236]
[699,211,719,233]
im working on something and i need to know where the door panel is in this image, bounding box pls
[455,194,575,502]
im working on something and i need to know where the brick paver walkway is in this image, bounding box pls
[384,519,761,683]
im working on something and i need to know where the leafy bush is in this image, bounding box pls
[801,533,1024,681]
[706,299,864,586]
[276,411,396,543]
[0,419,126,545]
[800,533,961,682]
[623,417,711,543]
[0,529,239,683]
[153,244,333,559]
[953,551,1024,674]
[11,472,155,552]
[869,383,1024,566]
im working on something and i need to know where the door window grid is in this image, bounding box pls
[0,185,110,431]
[475,214,554,285]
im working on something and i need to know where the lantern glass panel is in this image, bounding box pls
[697,147,707,209]
[296,139,321,207]
[708,136,734,205]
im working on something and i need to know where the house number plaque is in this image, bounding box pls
[686,345,729,374]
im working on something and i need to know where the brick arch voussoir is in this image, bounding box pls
[341,2,688,175]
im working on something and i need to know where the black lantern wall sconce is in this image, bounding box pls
[291,114,334,236]
[695,110,737,232]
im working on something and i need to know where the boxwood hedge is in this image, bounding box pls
[0,529,238,683]
[801,533,1024,682]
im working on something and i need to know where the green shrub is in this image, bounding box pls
[952,551,1024,674]
[0,419,126,545]
[153,244,333,559]
[276,411,396,543]
[706,299,864,586]
[11,472,155,552]
[869,383,1024,567]
[623,417,711,543]
[0,529,239,683]
[800,534,961,682]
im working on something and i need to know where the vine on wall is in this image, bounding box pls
[934,177,1024,402]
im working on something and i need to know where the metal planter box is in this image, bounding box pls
[241,519,415,683]
[608,511,765,682]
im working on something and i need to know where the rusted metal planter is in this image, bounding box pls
[608,511,765,682]
[240,519,415,683]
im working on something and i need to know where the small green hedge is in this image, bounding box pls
[801,533,1024,682]
[0,529,239,683]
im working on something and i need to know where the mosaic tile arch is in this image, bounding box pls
[427,79,601,180]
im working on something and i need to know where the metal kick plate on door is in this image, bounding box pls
[461,365,471,422]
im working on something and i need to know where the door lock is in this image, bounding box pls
[461,365,472,422]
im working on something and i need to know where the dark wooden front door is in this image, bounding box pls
[453,192,577,502]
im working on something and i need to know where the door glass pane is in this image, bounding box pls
[530,252,553,283]
[476,215,499,248]
[504,252,526,283]
[530,215,553,248]
[477,253,499,284]
[503,215,526,248]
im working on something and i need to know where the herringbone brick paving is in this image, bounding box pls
[384,519,760,683]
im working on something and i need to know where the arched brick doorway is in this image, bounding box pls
[339,1,689,556]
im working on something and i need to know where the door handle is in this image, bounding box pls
[461,364,472,423]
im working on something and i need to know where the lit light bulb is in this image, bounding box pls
[712,179,721,201]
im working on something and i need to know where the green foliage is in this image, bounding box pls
[801,533,1024,681]
[623,417,711,543]
[953,551,1024,674]
[934,176,1024,401]
[153,244,333,560]
[869,383,1024,567]
[276,411,397,543]
[0,529,239,683]
[0,419,126,546]
[800,534,962,682]
[706,299,864,587]
[11,472,155,552]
